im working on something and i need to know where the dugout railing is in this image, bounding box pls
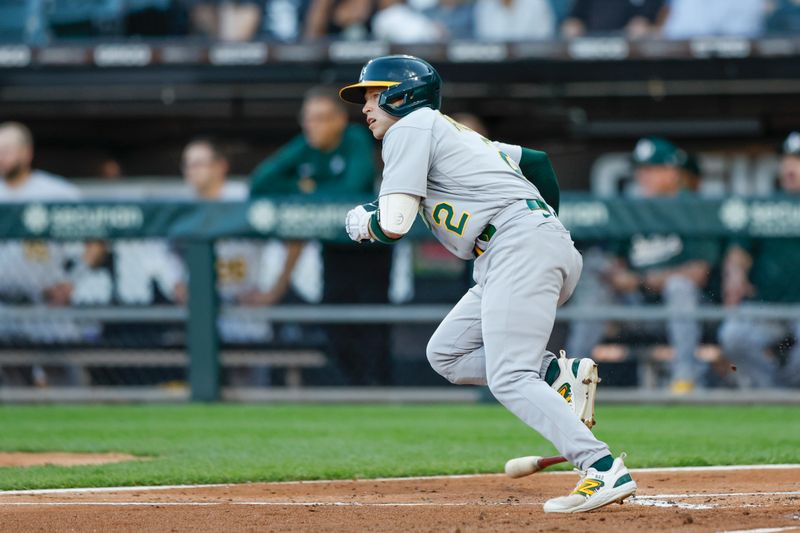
[1,195,800,402]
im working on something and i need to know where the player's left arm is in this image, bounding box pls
[495,143,560,215]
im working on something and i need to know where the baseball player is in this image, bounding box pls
[340,55,636,513]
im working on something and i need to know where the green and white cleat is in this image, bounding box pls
[543,454,637,513]
[550,350,600,429]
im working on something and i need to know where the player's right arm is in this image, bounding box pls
[346,117,431,243]
[345,193,420,243]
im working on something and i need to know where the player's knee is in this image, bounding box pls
[425,338,452,380]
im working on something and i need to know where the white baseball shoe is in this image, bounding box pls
[550,350,600,429]
[543,454,637,513]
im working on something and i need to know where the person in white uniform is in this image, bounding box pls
[0,122,84,386]
[340,55,637,513]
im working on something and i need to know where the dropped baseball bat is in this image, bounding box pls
[504,455,568,478]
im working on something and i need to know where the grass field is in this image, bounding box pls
[0,404,798,490]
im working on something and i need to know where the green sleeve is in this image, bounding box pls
[338,126,377,194]
[316,125,378,195]
[249,135,308,197]
[518,148,560,215]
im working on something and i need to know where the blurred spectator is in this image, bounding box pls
[765,0,800,34]
[567,137,720,394]
[69,240,114,306]
[661,0,766,39]
[371,0,443,42]
[178,138,320,337]
[250,86,392,386]
[424,0,473,40]
[717,132,800,389]
[97,157,123,181]
[263,0,311,40]
[251,86,375,194]
[303,0,373,40]
[0,122,83,386]
[124,0,189,36]
[475,0,556,41]
[191,0,263,41]
[561,0,664,39]
[680,151,701,192]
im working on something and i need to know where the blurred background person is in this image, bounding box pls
[250,86,392,385]
[765,0,800,35]
[561,0,664,39]
[475,0,556,41]
[424,0,473,40]
[0,121,83,386]
[178,138,291,385]
[190,0,264,41]
[303,0,373,40]
[566,137,720,394]
[661,0,766,39]
[372,0,443,43]
[717,132,800,389]
[262,0,311,41]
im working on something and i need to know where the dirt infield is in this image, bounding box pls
[0,453,140,468]
[1,467,798,532]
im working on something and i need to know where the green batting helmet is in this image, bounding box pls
[339,55,442,118]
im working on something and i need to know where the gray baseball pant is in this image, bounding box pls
[426,205,611,470]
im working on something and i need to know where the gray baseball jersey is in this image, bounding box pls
[377,108,610,469]
[379,108,555,259]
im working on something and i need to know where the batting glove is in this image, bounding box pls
[345,204,374,243]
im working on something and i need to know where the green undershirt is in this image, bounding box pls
[518,148,560,215]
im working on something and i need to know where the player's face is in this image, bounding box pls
[780,154,800,193]
[0,129,32,179]
[634,165,682,197]
[362,87,399,140]
[182,143,226,198]
[301,97,348,150]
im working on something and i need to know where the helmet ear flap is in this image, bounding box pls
[378,77,441,117]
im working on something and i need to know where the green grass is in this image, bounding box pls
[0,404,798,490]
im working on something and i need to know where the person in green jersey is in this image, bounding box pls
[718,132,800,389]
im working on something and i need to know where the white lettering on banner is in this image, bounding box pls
[719,199,749,231]
[559,202,610,229]
[719,199,800,236]
[22,204,144,238]
[277,204,351,239]
[247,201,278,233]
[447,43,507,62]
[690,38,751,59]
[209,44,268,65]
[329,42,389,62]
[0,46,31,67]
[94,45,152,67]
[568,38,629,60]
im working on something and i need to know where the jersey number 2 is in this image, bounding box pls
[432,203,470,236]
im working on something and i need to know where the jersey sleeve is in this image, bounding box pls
[493,142,522,164]
[379,125,432,198]
[494,143,560,214]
